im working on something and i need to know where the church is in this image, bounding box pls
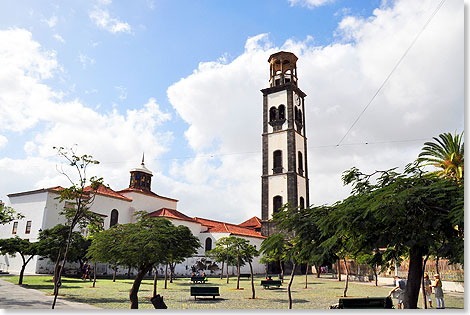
[0,51,309,277]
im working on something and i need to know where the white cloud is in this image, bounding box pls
[166,0,463,221]
[288,0,335,9]
[53,34,65,43]
[42,15,58,28]
[78,53,95,69]
[0,29,172,204]
[89,1,132,34]
[0,135,7,148]
[115,85,127,100]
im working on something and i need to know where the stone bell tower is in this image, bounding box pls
[261,51,310,237]
[129,153,153,191]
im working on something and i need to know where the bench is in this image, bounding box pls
[260,280,282,289]
[190,286,220,300]
[191,276,207,283]
[337,297,393,309]
[239,273,251,278]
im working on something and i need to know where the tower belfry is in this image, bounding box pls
[261,51,310,236]
[129,153,153,191]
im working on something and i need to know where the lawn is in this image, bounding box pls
[1,274,464,309]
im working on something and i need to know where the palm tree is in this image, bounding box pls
[417,132,464,181]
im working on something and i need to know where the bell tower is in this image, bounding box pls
[261,51,309,236]
[129,153,153,192]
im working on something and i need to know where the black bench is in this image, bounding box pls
[190,286,220,300]
[191,276,207,283]
[260,280,282,289]
[239,273,251,278]
[337,297,393,309]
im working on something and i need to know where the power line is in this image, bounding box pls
[336,0,447,146]
[100,137,431,164]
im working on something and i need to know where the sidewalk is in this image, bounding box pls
[0,278,100,309]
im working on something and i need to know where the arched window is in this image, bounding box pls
[295,107,299,121]
[273,150,283,173]
[298,109,302,124]
[273,196,283,213]
[269,107,277,122]
[110,209,119,227]
[205,238,212,252]
[278,105,285,120]
[298,151,303,174]
[299,197,305,210]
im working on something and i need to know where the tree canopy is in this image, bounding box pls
[0,237,37,284]
[0,203,24,225]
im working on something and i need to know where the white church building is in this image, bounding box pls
[0,158,265,276]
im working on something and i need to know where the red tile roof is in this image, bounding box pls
[118,187,178,202]
[238,216,262,229]
[148,208,196,222]
[194,217,265,239]
[84,185,132,201]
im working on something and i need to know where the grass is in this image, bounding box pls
[1,274,464,309]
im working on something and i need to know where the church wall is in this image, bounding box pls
[88,195,131,229]
[121,191,177,213]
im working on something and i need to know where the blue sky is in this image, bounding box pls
[0,0,464,223]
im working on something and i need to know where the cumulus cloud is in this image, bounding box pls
[0,135,7,149]
[0,29,171,204]
[42,15,58,28]
[288,0,335,9]
[53,34,65,43]
[166,0,463,222]
[89,1,132,34]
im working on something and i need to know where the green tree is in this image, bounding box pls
[87,215,200,309]
[50,146,104,309]
[328,163,463,308]
[37,224,90,269]
[207,237,237,283]
[0,237,37,285]
[0,203,24,225]
[238,240,259,299]
[417,131,464,181]
[260,233,288,283]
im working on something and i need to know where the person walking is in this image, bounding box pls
[390,276,406,309]
[423,273,433,308]
[432,274,445,309]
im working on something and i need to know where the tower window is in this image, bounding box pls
[278,105,285,120]
[273,196,283,214]
[110,209,119,227]
[300,197,305,210]
[12,222,18,234]
[273,150,283,174]
[298,151,303,175]
[269,107,277,122]
[205,238,212,252]
[25,220,32,234]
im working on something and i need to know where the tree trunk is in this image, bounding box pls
[170,264,174,283]
[305,263,308,288]
[404,247,423,309]
[18,254,26,285]
[92,262,97,288]
[337,260,341,281]
[249,261,255,299]
[153,267,158,297]
[164,264,168,289]
[315,264,321,278]
[264,263,268,279]
[130,266,151,309]
[421,254,430,309]
[127,266,132,279]
[435,256,440,275]
[343,257,349,297]
[236,258,240,289]
[280,261,284,284]
[226,262,229,284]
[113,265,117,282]
[287,262,296,309]
[220,261,224,279]
[373,266,378,286]
[51,250,62,308]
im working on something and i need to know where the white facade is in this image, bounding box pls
[0,164,265,276]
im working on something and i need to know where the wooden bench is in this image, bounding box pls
[260,280,282,289]
[239,273,251,278]
[190,286,220,300]
[338,297,393,309]
[191,276,207,283]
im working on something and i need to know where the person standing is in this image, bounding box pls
[423,273,433,308]
[432,274,445,309]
